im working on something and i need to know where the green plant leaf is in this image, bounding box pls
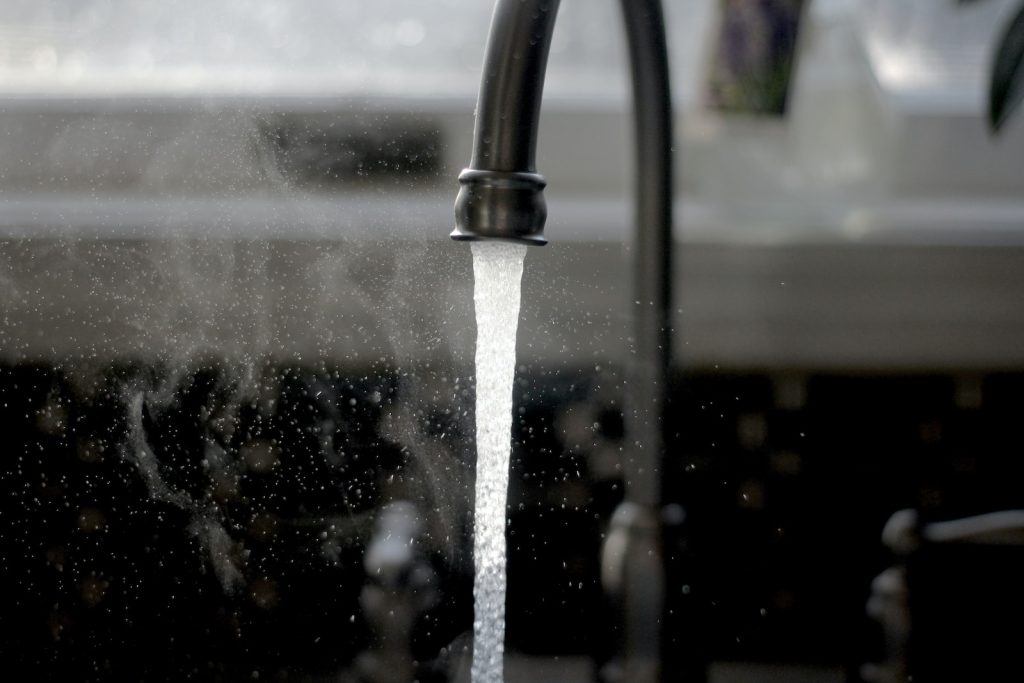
[990,2,1024,132]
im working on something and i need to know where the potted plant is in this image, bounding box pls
[962,0,1024,130]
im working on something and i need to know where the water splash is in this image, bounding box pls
[470,241,527,683]
[125,387,246,593]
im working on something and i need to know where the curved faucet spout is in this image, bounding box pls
[451,0,560,245]
[452,1,675,681]
[452,0,673,263]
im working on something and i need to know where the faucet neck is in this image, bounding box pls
[470,0,560,173]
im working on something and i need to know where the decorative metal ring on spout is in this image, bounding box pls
[452,169,548,245]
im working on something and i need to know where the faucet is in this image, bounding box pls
[358,501,442,683]
[452,1,675,682]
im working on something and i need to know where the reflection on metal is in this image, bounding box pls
[867,508,1024,683]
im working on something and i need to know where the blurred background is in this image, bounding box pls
[2,0,1024,681]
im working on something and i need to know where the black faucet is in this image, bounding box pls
[452,1,674,681]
